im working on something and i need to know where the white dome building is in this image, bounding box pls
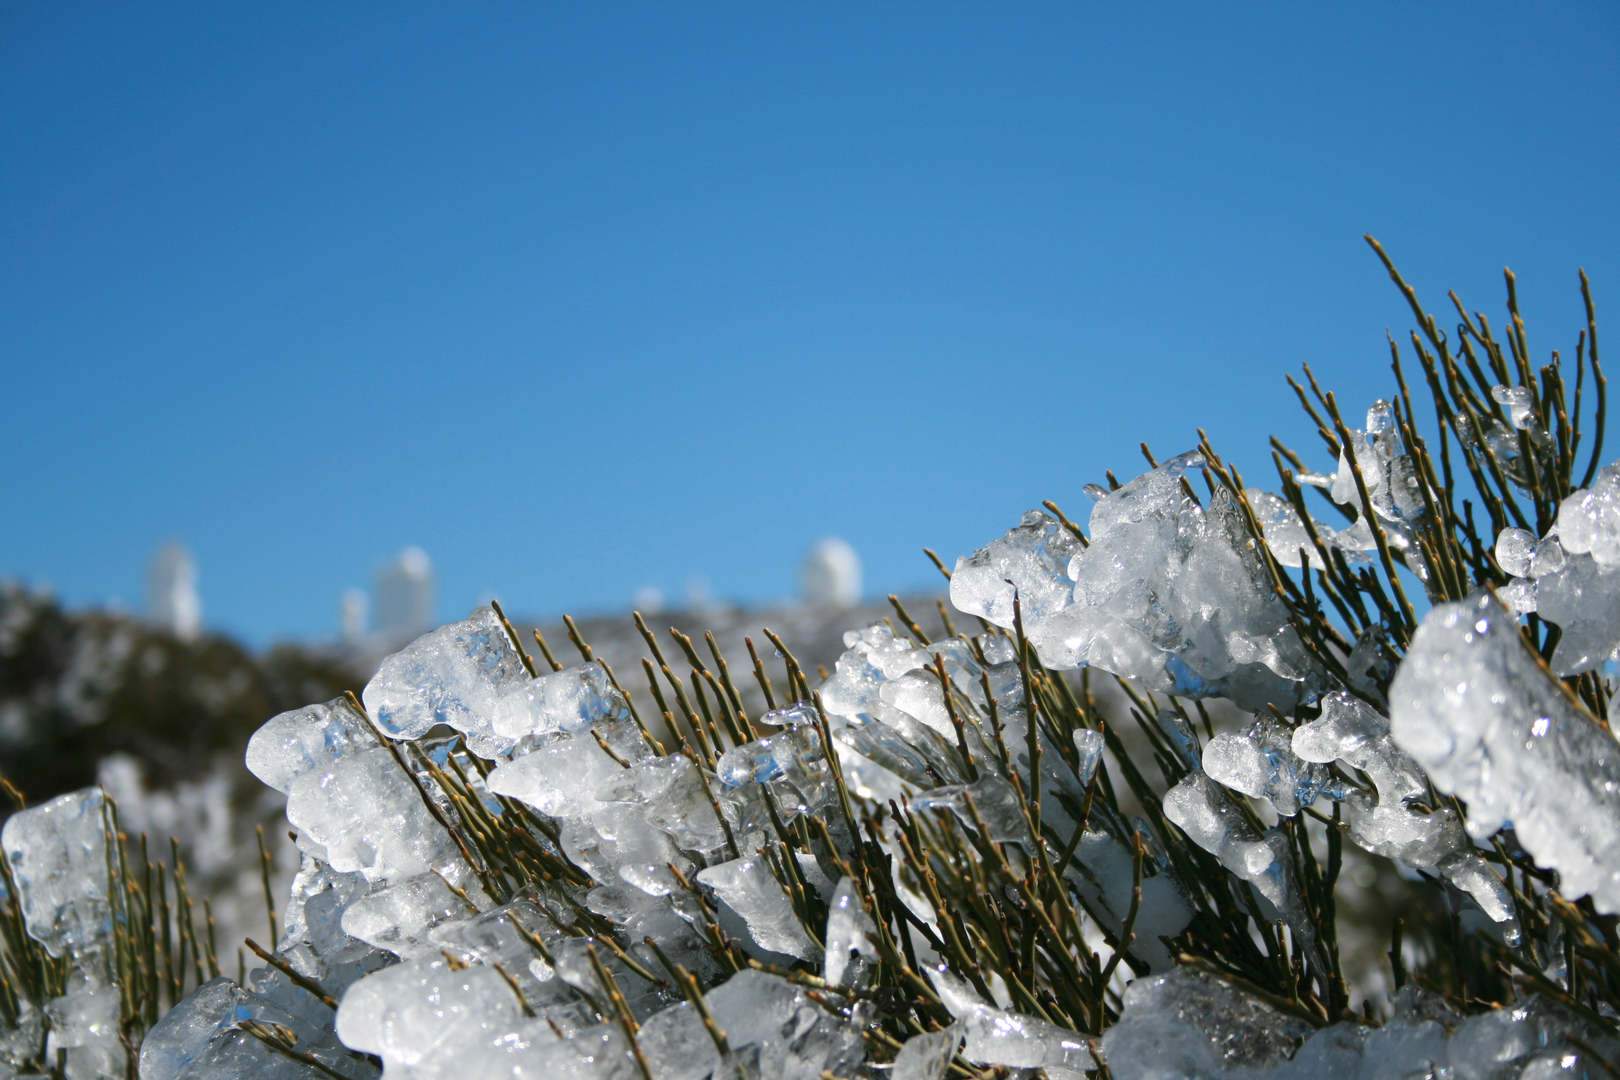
[801,538,861,608]
[147,542,201,641]
[340,588,369,645]
[374,546,434,640]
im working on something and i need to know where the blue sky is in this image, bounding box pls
[3,3,1617,645]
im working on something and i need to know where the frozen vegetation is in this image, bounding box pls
[1,245,1618,1077]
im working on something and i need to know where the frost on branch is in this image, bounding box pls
[952,453,1327,711]
[1390,591,1620,916]
[5,249,1620,1079]
[1491,462,1620,673]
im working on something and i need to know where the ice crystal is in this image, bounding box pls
[1391,592,1620,914]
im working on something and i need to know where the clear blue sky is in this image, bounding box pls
[4,3,1617,646]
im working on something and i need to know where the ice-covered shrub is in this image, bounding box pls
[2,239,1617,1078]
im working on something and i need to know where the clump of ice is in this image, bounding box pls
[927,965,1093,1075]
[1071,727,1105,785]
[361,608,529,756]
[948,508,1084,633]
[1,789,110,959]
[696,855,820,962]
[1247,489,1372,572]
[953,454,1327,711]
[1101,967,1314,1076]
[823,876,878,989]
[493,662,629,741]
[1102,968,1618,1079]
[143,976,372,1079]
[1202,717,1335,817]
[1162,773,1313,947]
[1294,692,1518,936]
[1490,462,1620,672]
[1390,591,1620,915]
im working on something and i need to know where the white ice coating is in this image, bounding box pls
[141,976,370,1079]
[1202,718,1334,817]
[4,478,1611,1080]
[1490,462,1620,673]
[492,662,629,741]
[926,965,1092,1076]
[948,508,1084,633]
[1162,773,1313,947]
[335,955,533,1073]
[1390,591,1620,915]
[696,855,820,962]
[952,454,1326,711]
[1294,692,1517,935]
[1101,967,1619,1079]
[245,696,375,796]
[0,789,109,960]
[823,875,878,989]
[286,746,462,883]
[361,607,530,755]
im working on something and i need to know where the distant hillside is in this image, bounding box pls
[0,583,362,802]
[0,583,945,804]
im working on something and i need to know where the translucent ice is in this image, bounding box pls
[1103,974,1618,1079]
[695,856,819,962]
[1248,489,1369,572]
[949,509,1083,632]
[716,727,833,820]
[493,662,629,741]
[819,623,928,722]
[141,976,373,1079]
[967,454,1327,710]
[245,696,374,796]
[487,718,651,819]
[1492,384,1539,431]
[890,1025,962,1080]
[1,788,109,958]
[761,700,820,728]
[1287,692,1517,934]
[1495,527,1537,578]
[1162,773,1312,945]
[361,608,529,756]
[1292,692,1424,805]
[1100,967,1313,1077]
[1390,592,1620,915]
[1202,718,1332,817]
[702,969,865,1078]
[285,746,461,882]
[927,966,1091,1074]
[912,775,1030,844]
[634,1002,720,1080]
[427,896,561,996]
[596,753,730,853]
[1329,401,1428,526]
[335,955,529,1075]
[1488,465,1620,673]
[1556,463,1620,567]
[823,876,878,989]
[1071,728,1105,786]
[44,981,122,1079]
[340,871,471,955]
